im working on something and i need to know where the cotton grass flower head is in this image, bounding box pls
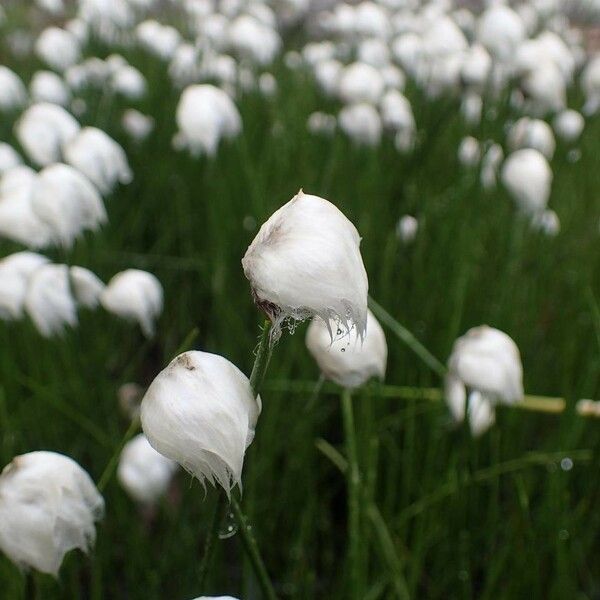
[581,54,600,116]
[337,62,385,105]
[110,65,147,100]
[242,190,368,340]
[0,67,27,111]
[117,434,177,505]
[15,103,80,167]
[175,85,242,157]
[445,325,523,436]
[501,148,553,215]
[24,263,78,337]
[306,308,386,389]
[63,127,132,194]
[122,109,155,141]
[0,451,103,576]
[30,71,71,107]
[35,27,81,72]
[0,166,52,248]
[227,15,281,65]
[31,163,106,248]
[0,252,49,320]
[140,351,261,495]
[0,144,22,174]
[338,103,382,147]
[507,117,556,160]
[396,214,418,244]
[531,209,560,237]
[69,266,105,309]
[457,136,480,167]
[100,269,163,337]
[553,109,584,143]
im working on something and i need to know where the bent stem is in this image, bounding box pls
[341,388,363,600]
[230,495,278,600]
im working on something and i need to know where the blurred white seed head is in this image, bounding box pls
[553,109,584,143]
[0,67,27,111]
[227,15,281,65]
[175,84,242,157]
[501,148,553,214]
[141,351,261,494]
[307,112,336,136]
[121,109,155,142]
[110,65,147,99]
[117,434,178,505]
[118,382,144,420]
[0,252,49,320]
[338,102,382,147]
[15,103,80,167]
[69,266,105,309]
[337,62,385,105]
[0,144,22,174]
[25,263,78,337]
[35,27,81,72]
[396,214,418,244]
[63,127,132,194]
[31,163,107,248]
[306,308,387,389]
[100,269,163,337]
[0,451,103,576]
[445,325,523,433]
[30,71,71,106]
[457,136,481,167]
[380,90,415,133]
[507,117,556,160]
[136,20,181,61]
[480,142,503,190]
[581,54,600,116]
[460,92,482,127]
[531,209,560,237]
[242,190,368,340]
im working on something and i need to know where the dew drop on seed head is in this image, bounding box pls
[218,511,238,539]
[340,347,345,352]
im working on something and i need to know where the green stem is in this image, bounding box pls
[249,320,273,394]
[341,388,362,600]
[368,296,446,378]
[97,418,139,493]
[230,496,278,600]
[198,493,226,589]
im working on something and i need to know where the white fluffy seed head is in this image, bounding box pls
[100,269,163,337]
[140,351,261,495]
[63,127,132,194]
[338,102,382,147]
[0,143,22,174]
[506,117,556,160]
[31,163,107,248]
[24,263,78,337]
[306,308,386,389]
[501,148,553,214]
[0,252,49,320]
[446,324,523,410]
[30,71,71,106]
[0,67,27,111]
[0,451,104,576]
[69,266,105,309]
[553,109,584,142]
[117,434,177,505]
[35,27,81,72]
[396,215,418,244]
[242,190,369,341]
[15,103,80,167]
[121,109,154,141]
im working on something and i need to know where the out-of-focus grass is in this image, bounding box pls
[1,18,600,600]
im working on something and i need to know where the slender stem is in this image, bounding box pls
[230,496,278,600]
[341,389,362,600]
[368,296,446,378]
[97,418,139,493]
[249,320,273,395]
[198,493,226,589]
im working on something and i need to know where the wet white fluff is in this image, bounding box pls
[338,102,382,147]
[140,351,261,494]
[175,85,242,156]
[0,252,49,320]
[501,148,553,214]
[0,451,104,576]
[445,326,523,436]
[31,163,107,248]
[63,127,132,195]
[100,269,163,337]
[15,103,80,167]
[30,71,71,106]
[24,263,78,337]
[117,434,177,505]
[0,166,52,248]
[35,27,81,72]
[306,308,386,389]
[0,67,27,111]
[242,191,368,340]
[69,266,105,309]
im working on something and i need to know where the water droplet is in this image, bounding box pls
[218,511,238,539]
[560,457,573,471]
[558,529,569,541]
[340,348,345,352]
[336,328,342,335]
